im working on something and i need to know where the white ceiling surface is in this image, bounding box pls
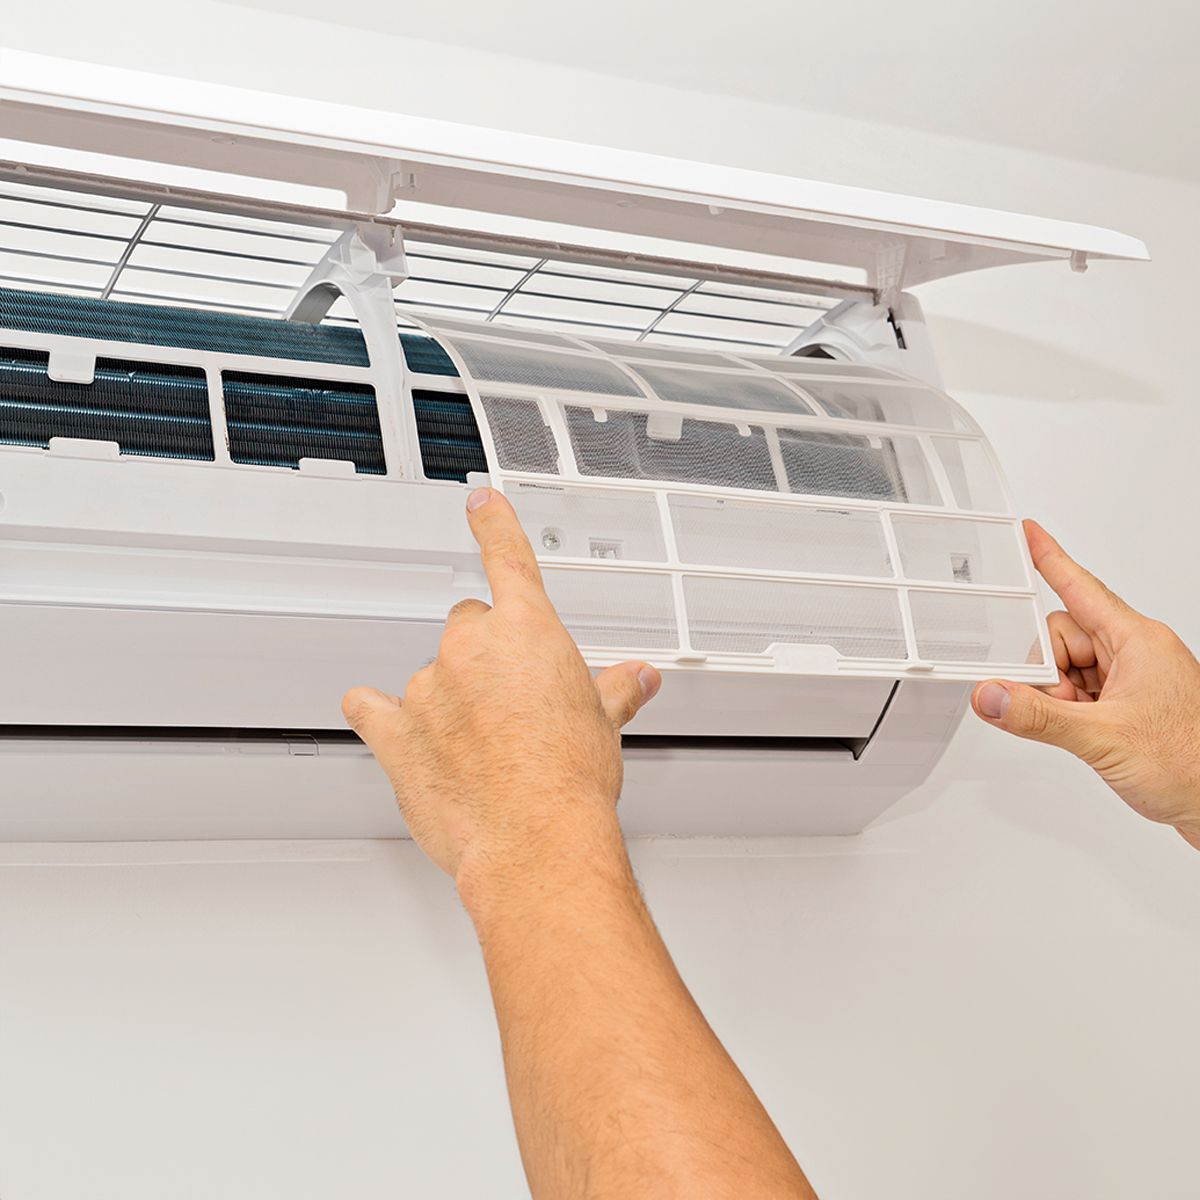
[232,0,1200,183]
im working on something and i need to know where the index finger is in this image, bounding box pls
[465,487,552,610]
[1024,519,1137,641]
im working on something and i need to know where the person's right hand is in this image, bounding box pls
[972,520,1200,849]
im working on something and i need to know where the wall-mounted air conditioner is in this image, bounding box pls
[0,51,1147,839]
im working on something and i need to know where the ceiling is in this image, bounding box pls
[230,0,1200,182]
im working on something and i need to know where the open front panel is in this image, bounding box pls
[415,314,1056,684]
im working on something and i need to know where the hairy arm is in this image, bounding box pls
[467,833,813,1199]
[345,488,816,1199]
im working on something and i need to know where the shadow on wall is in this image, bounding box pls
[926,316,1164,407]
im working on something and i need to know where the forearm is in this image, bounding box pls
[460,812,816,1200]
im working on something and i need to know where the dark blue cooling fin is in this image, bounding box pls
[0,288,483,479]
[0,346,214,460]
[399,333,460,377]
[412,389,487,482]
[0,286,369,366]
[222,371,386,474]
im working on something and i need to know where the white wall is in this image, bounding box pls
[3,6,1200,1198]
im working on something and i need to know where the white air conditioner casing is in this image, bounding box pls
[0,52,1147,840]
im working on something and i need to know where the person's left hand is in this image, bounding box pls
[342,487,661,895]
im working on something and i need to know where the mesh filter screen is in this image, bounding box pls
[510,482,667,562]
[684,576,907,659]
[670,496,893,576]
[393,313,1053,682]
[625,364,813,415]
[566,407,779,492]
[542,568,678,650]
[934,438,1007,513]
[909,591,1044,664]
[801,381,970,431]
[451,338,643,396]
[481,395,560,473]
[777,428,941,505]
[891,516,1026,587]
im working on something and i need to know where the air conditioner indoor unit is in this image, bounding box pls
[0,51,1147,840]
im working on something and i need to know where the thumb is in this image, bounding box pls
[595,661,662,729]
[342,685,403,747]
[972,679,1105,761]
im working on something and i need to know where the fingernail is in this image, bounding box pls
[638,667,661,702]
[466,487,491,512]
[977,682,1010,720]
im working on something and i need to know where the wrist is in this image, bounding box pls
[455,803,632,931]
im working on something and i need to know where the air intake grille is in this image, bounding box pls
[412,389,487,481]
[0,347,214,460]
[222,372,386,474]
[0,286,369,366]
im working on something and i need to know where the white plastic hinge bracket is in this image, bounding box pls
[343,157,407,214]
[1070,250,1089,273]
[47,350,96,385]
[874,239,909,307]
[287,225,409,324]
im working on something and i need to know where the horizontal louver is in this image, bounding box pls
[0,346,214,460]
[222,371,386,474]
[412,389,487,481]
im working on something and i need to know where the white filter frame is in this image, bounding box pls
[411,313,1058,685]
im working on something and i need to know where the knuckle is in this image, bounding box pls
[404,666,436,704]
[446,598,484,622]
[1142,617,1180,647]
[340,689,373,728]
[1014,693,1059,740]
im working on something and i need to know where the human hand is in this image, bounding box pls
[972,520,1200,849]
[342,487,662,894]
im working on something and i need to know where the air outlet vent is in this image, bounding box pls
[0,346,214,460]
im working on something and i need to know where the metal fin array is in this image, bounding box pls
[0,286,369,366]
[222,372,386,474]
[400,334,459,377]
[411,389,488,481]
[0,346,214,459]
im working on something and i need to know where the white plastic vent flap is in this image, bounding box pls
[412,315,1057,685]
